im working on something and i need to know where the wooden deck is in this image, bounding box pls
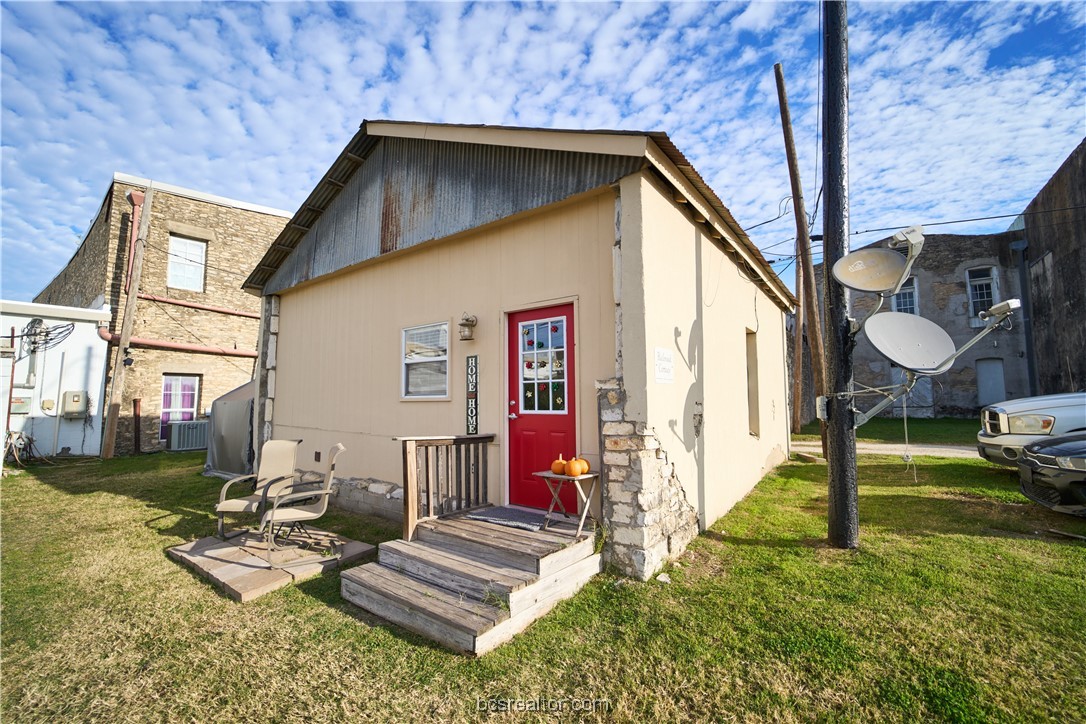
[169,527,374,602]
[341,509,601,655]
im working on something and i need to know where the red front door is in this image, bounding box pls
[508,304,577,510]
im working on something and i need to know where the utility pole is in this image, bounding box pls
[790,233,805,434]
[102,186,154,459]
[822,2,859,548]
[774,62,828,439]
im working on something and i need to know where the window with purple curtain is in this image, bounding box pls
[160,375,200,440]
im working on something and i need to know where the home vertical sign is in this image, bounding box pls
[466,354,479,434]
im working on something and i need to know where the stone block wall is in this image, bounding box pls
[1023,138,1086,395]
[293,466,403,521]
[35,177,289,455]
[330,477,404,521]
[597,378,699,580]
[115,348,256,455]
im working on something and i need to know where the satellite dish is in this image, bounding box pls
[831,248,908,293]
[864,312,956,375]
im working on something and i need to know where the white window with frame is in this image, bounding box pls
[967,267,999,326]
[160,375,200,440]
[167,235,207,292]
[402,322,449,398]
[891,277,918,315]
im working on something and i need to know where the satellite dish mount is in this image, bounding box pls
[823,226,1021,427]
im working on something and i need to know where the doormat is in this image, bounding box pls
[464,506,548,532]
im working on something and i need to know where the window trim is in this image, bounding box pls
[167,234,208,293]
[891,276,919,315]
[160,374,201,440]
[401,321,450,400]
[967,266,1000,325]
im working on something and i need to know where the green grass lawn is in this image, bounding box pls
[795,417,980,445]
[3,452,1085,721]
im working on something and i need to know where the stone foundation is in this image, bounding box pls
[296,469,403,521]
[596,379,700,580]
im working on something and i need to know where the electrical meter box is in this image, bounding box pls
[61,390,89,419]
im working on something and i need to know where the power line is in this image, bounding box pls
[747,196,794,231]
[850,204,1086,237]
[147,299,254,376]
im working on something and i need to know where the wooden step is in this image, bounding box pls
[414,517,597,576]
[379,540,536,606]
[341,553,603,655]
[414,520,541,573]
[475,553,602,655]
[341,563,507,654]
[342,509,604,654]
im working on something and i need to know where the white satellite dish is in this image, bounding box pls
[831,248,908,293]
[864,311,956,375]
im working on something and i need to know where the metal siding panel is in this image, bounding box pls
[356,142,384,264]
[264,137,642,294]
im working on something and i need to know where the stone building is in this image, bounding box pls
[1016,137,1086,396]
[35,173,290,455]
[848,232,1031,418]
[802,138,1085,421]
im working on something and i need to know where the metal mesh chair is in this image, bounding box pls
[259,443,346,568]
[215,439,300,539]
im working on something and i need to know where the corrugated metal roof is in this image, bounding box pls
[244,120,795,309]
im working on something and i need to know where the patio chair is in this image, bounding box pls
[259,443,346,568]
[216,439,301,540]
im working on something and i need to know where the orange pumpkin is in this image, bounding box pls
[550,454,567,475]
[565,456,589,477]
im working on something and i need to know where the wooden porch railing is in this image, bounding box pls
[397,434,496,541]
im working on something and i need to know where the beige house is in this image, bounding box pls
[244,121,794,584]
[36,174,290,455]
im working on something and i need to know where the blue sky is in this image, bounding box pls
[2,1,1083,302]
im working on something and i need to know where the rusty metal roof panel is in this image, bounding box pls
[259,137,643,295]
[244,121,792,310]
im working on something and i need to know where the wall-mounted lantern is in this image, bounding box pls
[458,314,478,341]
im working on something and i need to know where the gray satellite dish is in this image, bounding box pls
[831,248,907,293]
[864,312,956,375]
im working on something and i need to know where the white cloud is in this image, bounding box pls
[1,0,1083,301]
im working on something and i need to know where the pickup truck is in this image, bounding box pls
[977,392,1086,466]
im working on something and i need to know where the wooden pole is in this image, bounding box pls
[790,237,805,434]
[822,3,859,548]
[102,186,154,459]
[774,62,828,442]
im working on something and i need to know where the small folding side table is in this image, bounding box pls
[531,470,600,538]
